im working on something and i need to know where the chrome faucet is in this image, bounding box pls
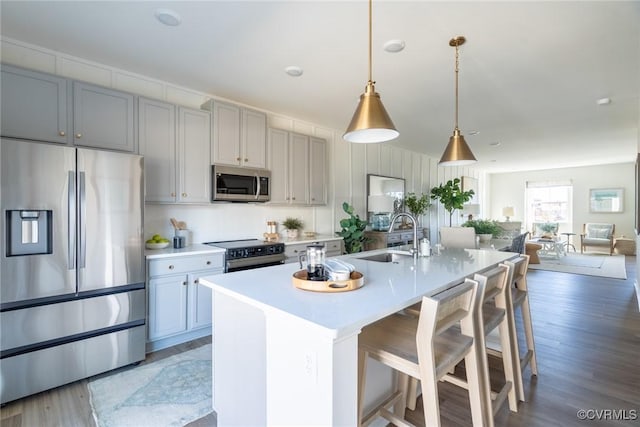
[388,212,419,257]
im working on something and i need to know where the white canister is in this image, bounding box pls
[420,238,431,257]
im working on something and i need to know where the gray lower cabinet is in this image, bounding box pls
[1,64,135,152]
[364,229,425,251]
[146,253,224,352]
[284,239,343,264]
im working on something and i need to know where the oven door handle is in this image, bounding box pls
[226,253,285,272]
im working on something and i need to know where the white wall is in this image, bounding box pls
[1,36,481,244]
[488,163,636,239]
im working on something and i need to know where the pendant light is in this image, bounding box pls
[439,36,477,166]
[343,0,398,143]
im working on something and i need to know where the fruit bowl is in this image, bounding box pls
[146,242,170,249]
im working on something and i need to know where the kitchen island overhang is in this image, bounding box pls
[201,248,519,426]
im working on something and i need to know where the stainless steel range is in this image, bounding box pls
[204,239,285,272]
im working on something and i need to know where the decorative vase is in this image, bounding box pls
[286,229,299,239]
[478,233,493,244]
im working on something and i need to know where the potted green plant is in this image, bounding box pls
[430,178,475,226]
[462,218,502,243]
[336,202,370,254]
[404,192,431,224]
[282,217,303,239]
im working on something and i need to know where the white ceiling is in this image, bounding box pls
[1,1,639,173]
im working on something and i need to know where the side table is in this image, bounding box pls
[561,232,576,253]
[614,237,636,255]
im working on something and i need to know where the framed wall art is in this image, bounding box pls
[589,188,624,213]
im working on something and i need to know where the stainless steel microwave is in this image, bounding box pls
[211,164,271,202]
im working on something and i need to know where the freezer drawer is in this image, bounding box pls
[1,325,145,404]
[1,289,145,351]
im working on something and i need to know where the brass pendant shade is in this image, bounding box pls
[343,0,398,143]
[439,128,477,166]
[439,36,477,166]
[344,81,399,143]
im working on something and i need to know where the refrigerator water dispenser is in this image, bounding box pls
[6,210,52,256]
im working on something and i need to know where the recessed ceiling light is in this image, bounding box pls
[284,66,303,77]
[489,142,501,147]
[155,8,181,26]
[468,130,480,135]
[597,97,611,105]
[383,40,405,53]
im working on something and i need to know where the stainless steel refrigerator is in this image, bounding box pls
[0,138,145,404]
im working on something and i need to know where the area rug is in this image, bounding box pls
[88,344,212,427]
[528,253,626,279]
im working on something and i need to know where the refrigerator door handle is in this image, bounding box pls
[68,171,76,270]
[79,171,86,269]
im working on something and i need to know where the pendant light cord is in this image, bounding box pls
[454,42,460,131]
[368,0,373,84]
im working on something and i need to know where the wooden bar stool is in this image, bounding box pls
[502,255,538,400]
[358,278,488,427]
[403,265,520,420]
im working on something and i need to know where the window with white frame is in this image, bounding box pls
[525,180,573,232]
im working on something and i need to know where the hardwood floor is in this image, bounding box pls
[2,258,639,427]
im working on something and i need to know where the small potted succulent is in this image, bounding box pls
[282,217,303,239]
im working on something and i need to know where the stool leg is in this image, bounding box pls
[394,373,409,419]
[520,297,538,376]
[405,377,419,410]
[498,319,519,412]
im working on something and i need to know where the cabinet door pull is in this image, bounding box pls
[206,261,211,265]
[236,157,241,161]
[75,133,82,139]
[183,281,187,286]
[182,193,187,197]
[194,279,199,284]
[168,265,174,270]
[244,158,248,162]
[59,130,66,137]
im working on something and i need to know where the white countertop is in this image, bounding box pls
[200,247,517,339]
[282,234,343,245]
[145,243,225,259]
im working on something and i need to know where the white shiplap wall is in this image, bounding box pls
[1,36,483,244]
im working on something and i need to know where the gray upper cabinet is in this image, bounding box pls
[1,64,70,144]
[268,128,327,206]
[73,82,135,152]
[309,136,327,205]
[139,97,211,204]
[0,64,135,152]
[203,99,267,169]
[138,97,177,203]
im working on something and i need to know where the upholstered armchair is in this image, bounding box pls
[580,223,615,255]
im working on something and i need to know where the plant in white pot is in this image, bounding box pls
[462,219,502,243]
[282,217,303,239]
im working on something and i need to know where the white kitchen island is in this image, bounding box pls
[200,247,518,426]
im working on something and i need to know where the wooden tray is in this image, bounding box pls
[292,270,364,293]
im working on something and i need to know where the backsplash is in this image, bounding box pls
[144,203,333,244]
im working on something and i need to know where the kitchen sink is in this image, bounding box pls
[358,250,414,263]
